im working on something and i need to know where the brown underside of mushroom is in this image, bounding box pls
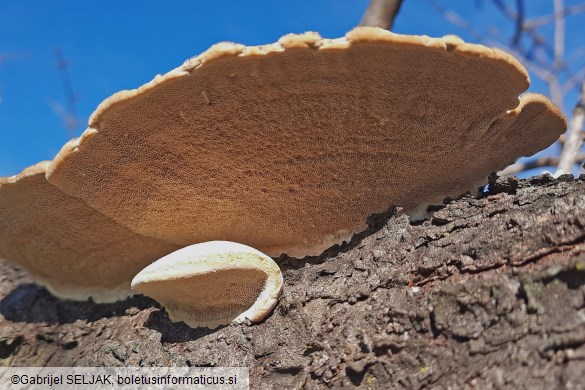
[0,162,180,302]
[46,27,566,257]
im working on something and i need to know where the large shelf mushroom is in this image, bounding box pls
[0,162,180,302]
[0,27,566,328]
[46,27,565,258]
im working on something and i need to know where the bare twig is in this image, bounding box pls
[429,0,557,85]
[552,0,565,107]
[491,0,576,86]
[428,1,585,176]
[524,1,585,30]
[512,0,525,47]
[359,0,404,30]
[53,48,80,134]
[434,0,584,110]
[48,100,77,132]
[428,0,490,42]
[555,0,566,68]
[561,67,585,94]
[491,0,565,66]
[558,130,585,145]
[491,0,569,107]
[556,79,585,175]
[499,154,584,176]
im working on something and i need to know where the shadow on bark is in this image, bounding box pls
[0,284,152,325]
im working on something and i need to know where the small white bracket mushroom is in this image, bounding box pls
[131,241,283,329]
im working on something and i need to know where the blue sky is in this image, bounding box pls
[1,0,584,177]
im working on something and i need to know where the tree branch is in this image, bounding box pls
[428,1,585,176]
[429,0,560,90]
[53,48,80,134]
[556,79,585,175]
[499,153,585,176]
[558,130,585,145]
[512,0,525,47]
[552,0,565,107]
[524,1,585,30]
[359,0,404,30]
[561,67,585,94]
[491,0,578,81]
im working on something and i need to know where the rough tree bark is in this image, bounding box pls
[1,174,585,389]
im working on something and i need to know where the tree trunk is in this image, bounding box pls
[359,0,404,30]
[1,174,584,389]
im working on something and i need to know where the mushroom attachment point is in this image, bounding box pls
[131,241,283,329]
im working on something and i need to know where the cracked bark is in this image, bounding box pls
[1,174,585,389]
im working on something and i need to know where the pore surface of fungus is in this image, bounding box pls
[46,27,566,257]
[131,241,283,328]
[0,162,180,302]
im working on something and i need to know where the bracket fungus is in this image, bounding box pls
[0,27,568,328]
[131,241,283,328]
[0,161,180,302]
[45,27,566,259]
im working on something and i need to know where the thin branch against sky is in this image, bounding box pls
[556,80,585,175]
[52,47,80,135]
[428,0,585,176]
